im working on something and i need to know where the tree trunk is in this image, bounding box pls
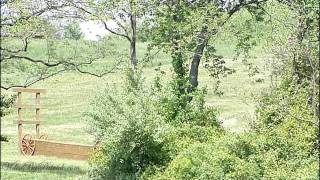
[188,26,208,93]
[130,13,137,70]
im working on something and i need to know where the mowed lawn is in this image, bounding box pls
[1,39,271,179]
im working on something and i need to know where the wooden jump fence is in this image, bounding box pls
[13,88,95,160]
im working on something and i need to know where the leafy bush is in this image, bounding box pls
[147,76,318,179]
[150,139,261,180]
[0,94,15,117]
[156,83,221,128]
[151,126,318,179]
[87,83,171,179]
[256,76,318,154]
[1,94,15,142]
[86,72,222,179]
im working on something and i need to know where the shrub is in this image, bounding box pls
[86,72,222,179]
[151,140,261,180]
[151,126,318,180]
[87,84,171,179]
[1,94,15,142]
[157,85,221,128]
[256,76,318,156]
[0,94,15,117]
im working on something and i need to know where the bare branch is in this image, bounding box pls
[2,55,63,66]
[101,21,131,41]
[111,17,130,38]
[1,68,67,90]
[73,59,124,77]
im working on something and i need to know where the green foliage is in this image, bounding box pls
[146,71,318,179]
[151,122,318,179]
[150,138,262,180]
[158,87,220,127]
[87,71,222,179]
[0,135,9,142]
[64,22,83,40]
[0,94,15,118]
[145,1,232,95]
[87,79,170,179]
[0,94,15,142]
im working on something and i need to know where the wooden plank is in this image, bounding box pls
[14,120,42,125]
[34,139,95,160]
[15,104,43,109]
[13,88,46,93]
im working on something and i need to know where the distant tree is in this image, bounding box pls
[64,22,84,40]
[73,0,151,71]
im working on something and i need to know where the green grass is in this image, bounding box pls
[1,37,271,179]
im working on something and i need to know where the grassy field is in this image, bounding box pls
[1,38,271,179]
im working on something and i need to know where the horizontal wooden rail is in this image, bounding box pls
[13,88,46,93]
[15,104,43,109]
[14,120,42,125]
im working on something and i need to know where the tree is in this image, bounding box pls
[72,0,150,71]
[269,0,319,118]
[1,0,121,90]
[146,0,267,95]
[64,22,84,40]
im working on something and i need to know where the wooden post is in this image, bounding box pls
[35,93,40,138]
[17,92,22,120]
[17,92,22,153]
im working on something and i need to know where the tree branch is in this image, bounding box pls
[2,55,63,66]
[101,21,131,41]
[1,68,67,90]
[72,59,124,77]
[1,2,70,26]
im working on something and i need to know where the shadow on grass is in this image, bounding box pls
[1,161,86,175]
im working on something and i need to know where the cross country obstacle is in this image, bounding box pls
[13,88,95,160]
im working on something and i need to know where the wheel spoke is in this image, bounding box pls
[21,134,35,156]
[24,148,29,155]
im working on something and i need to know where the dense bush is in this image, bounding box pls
[1,94,15,142]
[0,94,15,117]
[148,77,319,179]
[87,84,171,179]
[256,76,318,155]
[86,72,222,179]
[151,128,318,179]
[158,89,220,127]
[87,68,318,179]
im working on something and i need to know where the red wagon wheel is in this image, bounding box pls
[21,134,35,156]
[39,134,48,140]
